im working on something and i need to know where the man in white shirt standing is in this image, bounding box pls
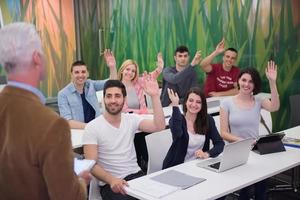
[83,76,165,200]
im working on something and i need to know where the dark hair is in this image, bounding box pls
[174,45,189,56]
[237,67,261,95]
[103,80,127,97]
[225,47,238,54]
[71,60,87,72]
[183,87,208,134]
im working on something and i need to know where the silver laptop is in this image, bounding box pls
[197,138,253,173]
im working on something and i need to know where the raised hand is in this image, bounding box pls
[142,72,160,97]
[103,49,116,69]
[156,52,164,73]
[167,88,179,106]
[265,60,277,82]
[191,50,201,66]
[215,38,225,54]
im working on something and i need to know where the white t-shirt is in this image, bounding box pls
[184,131,205,162]
[82,113,143,185]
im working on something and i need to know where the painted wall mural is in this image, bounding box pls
[0,0,76,97]
[0,0,299,131]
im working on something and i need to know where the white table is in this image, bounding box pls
[71,93,271,149]
[71,129,85,149]
[283,125,300,140]
[125,147,300,200]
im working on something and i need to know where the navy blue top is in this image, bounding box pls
[80,91,95,123]
[162,106,225,169]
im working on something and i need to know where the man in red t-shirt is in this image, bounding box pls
[200,39,240,97]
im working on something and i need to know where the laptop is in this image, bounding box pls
[197,138,253,173]
[252,132,286,154]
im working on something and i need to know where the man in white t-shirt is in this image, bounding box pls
[83,76,165,200]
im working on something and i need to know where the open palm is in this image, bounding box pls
[215,38,225,54]
[265,60,277,82]
[104,49,116,69]
[167,88,179,106]
[143,73,160,96]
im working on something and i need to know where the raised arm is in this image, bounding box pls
[200,38,225,73]
[104,49,118,79]
[190,50,202,67]
[149,52,164,79]
[138,73,165,132]
[219,107,243,142]
[261,61,280,112]
[84,144,128,195]
[167,88,185,138]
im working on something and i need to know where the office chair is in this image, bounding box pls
[289,94,300,127]
[145,129,172,174]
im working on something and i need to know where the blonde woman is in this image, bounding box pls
[115,53,164,114]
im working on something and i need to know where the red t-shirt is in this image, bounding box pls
[204,63,240,97]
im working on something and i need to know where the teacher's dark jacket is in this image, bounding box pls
[163,106,224,169]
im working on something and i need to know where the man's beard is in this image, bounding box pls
[104,102,124,115]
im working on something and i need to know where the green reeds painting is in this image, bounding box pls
[105,0,300,131]
[0,0,299,131]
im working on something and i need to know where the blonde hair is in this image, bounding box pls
[117,59,139,82]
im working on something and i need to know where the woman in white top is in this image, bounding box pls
[220,61,280,200]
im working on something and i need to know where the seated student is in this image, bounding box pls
[114,53,164,114]
[220,62,280,200]
[200,38,240,97]
[162,87,225,169]
[83,78,165,200]
[160,46,202,107]
[58,50,117,129]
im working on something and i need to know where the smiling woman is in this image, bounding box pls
[162,87,225,169]
[219,62,280,200]
[107,53,164,114]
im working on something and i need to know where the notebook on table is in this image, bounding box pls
[127,170,206,198]
[197,138,253,173]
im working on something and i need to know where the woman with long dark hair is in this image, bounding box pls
[163,87,224,169]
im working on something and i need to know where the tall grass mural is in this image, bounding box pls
[0,0,76,97]
[0,0,299,131]
[104,0,300,131]
[77,0,110,80]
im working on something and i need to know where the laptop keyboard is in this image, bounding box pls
[196,157,221,167]
[209,162,221,169]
